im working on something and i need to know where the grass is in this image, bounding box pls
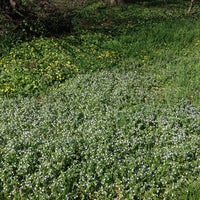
[0,1,200,199]
[176,178,200,200]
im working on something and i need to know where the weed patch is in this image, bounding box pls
[0,71,199,199]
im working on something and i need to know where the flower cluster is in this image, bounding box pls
[0,38,78,96]
[1,70,199,199]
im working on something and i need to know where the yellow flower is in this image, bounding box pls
[105,51,110,57]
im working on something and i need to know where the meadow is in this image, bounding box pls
[0,1,200,199]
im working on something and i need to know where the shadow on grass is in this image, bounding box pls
[73,1,198,37]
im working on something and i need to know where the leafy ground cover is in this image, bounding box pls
[0,1,200,199]
[1,71,199,199]
[0,35,120,96]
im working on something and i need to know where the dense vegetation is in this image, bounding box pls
[0,1,200,199]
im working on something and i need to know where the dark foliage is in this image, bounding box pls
[0,0,92,36]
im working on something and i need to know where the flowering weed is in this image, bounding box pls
[0,70,199,199]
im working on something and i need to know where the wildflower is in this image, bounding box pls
[105,51,110,57]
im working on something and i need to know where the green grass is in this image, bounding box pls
[0,1,200,199]
[176,178,200,200]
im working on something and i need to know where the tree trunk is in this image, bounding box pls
[0,0,20,10]
[103,0,124,5]
[188,0,195,13]
[187,0,200,14]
